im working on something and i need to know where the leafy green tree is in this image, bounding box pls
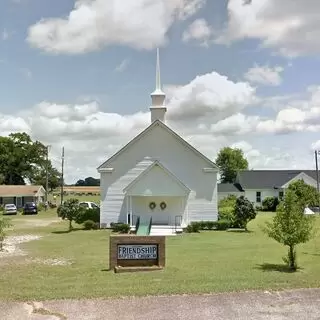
[215,147,249,183]
[0,132,49,185]
[30,162,61,191]
[287,180,319,208]
[57,198,83,231]
[233,196,256,231]
[75,177,100,186]
[0,217,12,251]
[263,189,315,271]
[262,196,280,212]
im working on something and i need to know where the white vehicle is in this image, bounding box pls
[79,201,99,210]
[4,204,17,215]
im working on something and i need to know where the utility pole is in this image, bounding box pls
[315,150,320,213]
[45,145,50,211]
[60,147,65,206]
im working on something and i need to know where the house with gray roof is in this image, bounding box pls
[218,170,318,206]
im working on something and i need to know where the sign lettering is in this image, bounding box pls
[118,244,158,260]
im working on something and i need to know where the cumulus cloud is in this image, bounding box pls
[216,0,320,57]
[166,71,257,122]
[257,86,320,134]
[26,0,206,54]
[244,64,284,86]
[1,68,318,182]
[182,18,214,46]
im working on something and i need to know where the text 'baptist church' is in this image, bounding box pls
[118,244,158,260]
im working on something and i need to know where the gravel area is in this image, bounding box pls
[0,288,319,320]
[0,235,42,257]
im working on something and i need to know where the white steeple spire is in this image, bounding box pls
[150,48,167,123]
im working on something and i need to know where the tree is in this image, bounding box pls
[0,217,12,251]
[30,162,61,191]
[263,189,315,271]
[215,147,249,183]
[0,132,50,185]
[233,196,256,231]
[287,180,319,208]
[57,198,83,231]
[75,177,100,186]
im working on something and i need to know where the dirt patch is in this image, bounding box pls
[11,218,61,229]
[27,257,73,266]
[0,235,42,257]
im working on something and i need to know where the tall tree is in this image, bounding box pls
[215,147,249,183]
[29,162,61,191]
[0,132,53,185]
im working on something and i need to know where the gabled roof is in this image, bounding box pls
[97,120,219,171]
[236,170,318,189]
[217,183,243,193]
[0,185,45,197]
[123,160,190,194]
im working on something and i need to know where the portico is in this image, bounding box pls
[123,160,190,227]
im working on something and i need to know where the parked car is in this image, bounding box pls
[79,201,100,210]
[23,202,38,215]
[4,204,17,215]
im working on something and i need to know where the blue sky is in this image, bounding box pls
[1,0,320,182]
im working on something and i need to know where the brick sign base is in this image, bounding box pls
[109,235,166,273]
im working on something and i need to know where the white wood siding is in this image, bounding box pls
[244,189,280,207]
[100,158,154,225]
[126,164,188,196]
[132,196,185,225]
[99,124,218,226]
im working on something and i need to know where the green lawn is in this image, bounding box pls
[0,211,319,301]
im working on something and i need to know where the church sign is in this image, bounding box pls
[109,235,165,273]
[118,244,158,260]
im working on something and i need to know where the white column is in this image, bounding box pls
[130,196,133,227]
[126,195,129,224]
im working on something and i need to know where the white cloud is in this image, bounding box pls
[216,0,320,57]
[1,69,318,182]
[26,0,206,54]
[182,18,213,46]
[166,71,257,122]
[244,64,284,86]
[257,86,320,134]
[115,59,130,72]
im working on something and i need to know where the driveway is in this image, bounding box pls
[1,288,320,320]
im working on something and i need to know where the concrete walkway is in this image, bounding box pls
[1,288,320,320]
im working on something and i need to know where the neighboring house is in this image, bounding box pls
[0,185,46,208]
[218,170,318,207]
[97,50,219,231]
[217,183,244,201]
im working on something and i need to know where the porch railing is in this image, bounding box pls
[175,215,182,232]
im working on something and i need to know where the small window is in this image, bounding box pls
[92,203,99,209]
[79,203,89,208]
[256,191,261,203]
[279,191,284,200]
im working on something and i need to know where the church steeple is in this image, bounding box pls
[150,48,167,123]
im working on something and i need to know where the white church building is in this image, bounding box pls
[97,50,219,234]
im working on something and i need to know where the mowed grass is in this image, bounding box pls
[0,210,320,301]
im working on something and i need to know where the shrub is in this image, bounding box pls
[83,220,98,230]
[37,203,45,212]
[218,195,237,208]
[185,222,201,233]
[110,222,130,234]
[234,196,256,231]
[215,219,231,230]
[255,205,263,211]
[76,208,100,224]
[262,196,279,212]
